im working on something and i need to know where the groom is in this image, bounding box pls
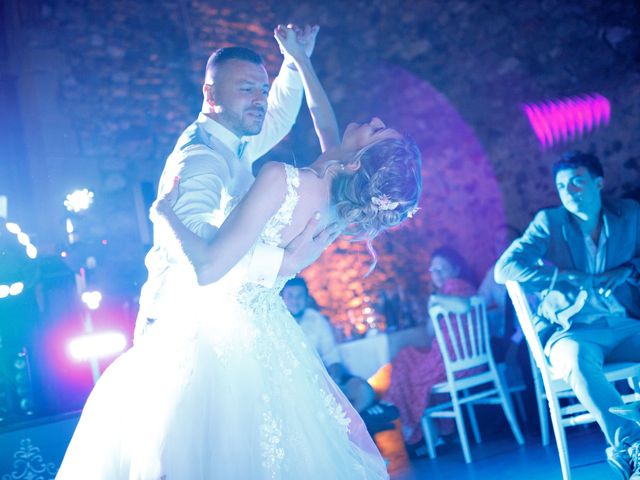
[136,25,334,339]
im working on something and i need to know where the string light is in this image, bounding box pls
[64,188,94,213]
[5,222,20,234]
[0,220,33,299]
[4,221,38,259]
[25,244,37,259]
[0,282,24,299]
[81,291,102,310]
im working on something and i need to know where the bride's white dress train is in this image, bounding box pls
[56,164,389,479]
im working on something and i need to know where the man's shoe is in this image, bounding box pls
[607,444,632,480]
[361,402,400,435]
[405,439,428,459]
[608,438,640,480]
[629,442,640,480]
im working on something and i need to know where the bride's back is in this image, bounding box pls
[253,135,422,262]
[263,163,334,249]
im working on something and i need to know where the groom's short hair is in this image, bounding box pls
[205,46,264,83]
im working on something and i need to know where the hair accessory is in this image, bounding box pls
[407,205,420,218]
[371,194,399,211]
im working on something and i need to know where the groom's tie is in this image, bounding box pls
[237,140,248,159]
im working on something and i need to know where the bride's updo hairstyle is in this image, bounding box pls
[331,136,422,242]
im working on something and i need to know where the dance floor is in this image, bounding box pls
[376,422,614,480]
[0,411,615,479]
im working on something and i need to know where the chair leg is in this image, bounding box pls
[494,371,525,445]
[530,355,550,445]
[628,376,640,400]
[546,388,572,480]
[497,362,526,428]
[451,395,472,463]
[514,391,527,423]
[537,385,550,446]
[465,395,482,444]
[420,413,437,459]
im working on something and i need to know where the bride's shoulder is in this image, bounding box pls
[254,161,292,187]
[258,161,308,185]
[257,161,288,178]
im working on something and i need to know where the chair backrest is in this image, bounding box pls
[505,281,548,372]
[428,296,491,373]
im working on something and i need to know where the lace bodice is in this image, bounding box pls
[260,163,300,247]
[234,163,301,304]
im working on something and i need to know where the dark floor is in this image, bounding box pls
[0,411,619,479]
[375,422,615,480]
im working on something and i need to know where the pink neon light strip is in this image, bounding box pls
[523,94,611,149]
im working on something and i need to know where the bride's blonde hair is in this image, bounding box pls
[331,136,422,271]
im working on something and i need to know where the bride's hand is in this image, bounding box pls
[274,24,308,63]
[296,24,320,58]
[150,176,179,222]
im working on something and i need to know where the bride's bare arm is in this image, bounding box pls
[275,25,339,152]
[154,163,287,285]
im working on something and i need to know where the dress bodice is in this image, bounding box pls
[235,163,301,306]
[260,163,300,247]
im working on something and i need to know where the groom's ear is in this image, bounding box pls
[203,83,216,107]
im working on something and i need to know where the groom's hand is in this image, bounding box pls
[279,215,341,277]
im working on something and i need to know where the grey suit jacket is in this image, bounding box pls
[495,198,640,348]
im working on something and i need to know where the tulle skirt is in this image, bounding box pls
[56,278,388,479]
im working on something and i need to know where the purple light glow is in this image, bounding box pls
[523,94,611,150]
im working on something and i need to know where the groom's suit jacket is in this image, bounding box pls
[136,64,303,338]
[495,198,640,349]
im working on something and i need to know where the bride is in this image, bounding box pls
[56,25,422,479]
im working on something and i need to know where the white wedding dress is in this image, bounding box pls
[56,164,389,480]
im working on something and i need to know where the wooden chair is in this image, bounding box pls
[421,296,525,463]
[506,280,640,480]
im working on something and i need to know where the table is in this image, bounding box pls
[337,326,430,379]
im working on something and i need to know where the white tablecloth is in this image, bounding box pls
[337,326,429,379]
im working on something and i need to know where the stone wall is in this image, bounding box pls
[3,0,639,330]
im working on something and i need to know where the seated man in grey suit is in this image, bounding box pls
[495,151,640,480]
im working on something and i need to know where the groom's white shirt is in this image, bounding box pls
[136,64,303,337]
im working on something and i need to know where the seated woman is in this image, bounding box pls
[384,246,476,453]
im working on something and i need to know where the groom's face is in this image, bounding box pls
[211,59,270,137]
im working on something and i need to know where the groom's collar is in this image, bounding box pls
[197,113,246,158]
